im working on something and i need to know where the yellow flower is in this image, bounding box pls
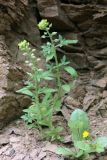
[83,131,90,138]
[38,19,49,30]
[18,40,29,50]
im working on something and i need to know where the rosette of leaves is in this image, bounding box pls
[56,109,107,159]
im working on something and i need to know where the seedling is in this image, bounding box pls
[57,109,107,159]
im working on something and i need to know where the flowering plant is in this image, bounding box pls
[17,20,78,141]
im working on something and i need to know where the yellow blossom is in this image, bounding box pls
[83,131,90,138]
[18,40,29,50]
[38,19,49,30]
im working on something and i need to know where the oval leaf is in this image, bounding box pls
[62,84,71,93]
[68,109,89,142]
[64,66,78,78]
[17,87,34,97]
[56,147,72,156]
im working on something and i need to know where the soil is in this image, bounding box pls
[0,71,107,160]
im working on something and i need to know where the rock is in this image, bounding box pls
[0,35,31,129]
[83,93,96,111]
[9,136,21,143]
[94,62,106,71]
[0,135,9,146]
[61,105,71,121]
[0,0,28,34]
[103,91,107,98]
[37,0,75,31]
[0,145,10,155]
[95,78,107,89]
[65,96,81,107]
[12,154,25,160]
[99,156,107,160]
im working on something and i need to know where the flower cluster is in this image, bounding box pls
[18,40,29,51]
[18,40,42,68]
[38,19,49,30]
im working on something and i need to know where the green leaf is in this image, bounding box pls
[62,84,71,93]
[39,87,56,94]
[56,147,73,156]
[43,76,53,80]
[41,44,55,61]
[95,146,105,153]
[64,66,78,78]
[41,71,54,80]
[58,35,78,47]
[43,127,63,141]
[17,87,34,97]
[46,53,54,62]
[46,46,55,62]
[75,141,93,153]
[95,137,107,148]
[95,137,107,153]
[68,109,90,142]
[53,98,61,111]
[75,150,84,158]
[62,39,78,46]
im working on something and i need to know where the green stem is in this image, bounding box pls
[35,75,39,105]
[46,29,62,99]
[29,50,39,105]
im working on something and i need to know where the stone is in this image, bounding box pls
[65,96,81,107]
[0,135,9,146]
[0,0,28,34]
[37,0,75,31]
[103,91,107,98]
[95,78,107,89]
[0,35,31,129]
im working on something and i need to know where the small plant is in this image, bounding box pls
[56,109,107,159]
[18,40,62,140]
[17,19,78,141]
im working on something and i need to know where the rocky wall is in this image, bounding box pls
[0,0,40,128]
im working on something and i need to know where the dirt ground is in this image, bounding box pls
[1,71,107,160]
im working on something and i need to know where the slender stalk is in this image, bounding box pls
[46,29,62,98]
[29,49,39,105]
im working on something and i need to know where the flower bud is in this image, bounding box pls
[38,68,43,71]
[23,52,27,56]
[25,60,29,64]
[28,63,33,67]
[32,49,36,52]
[37,58,41,61]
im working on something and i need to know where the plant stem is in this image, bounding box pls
[29,50,39,105]
[46,29,62,99]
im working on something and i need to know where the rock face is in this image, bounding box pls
[0,0,41,128]
[0,35,31,128]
